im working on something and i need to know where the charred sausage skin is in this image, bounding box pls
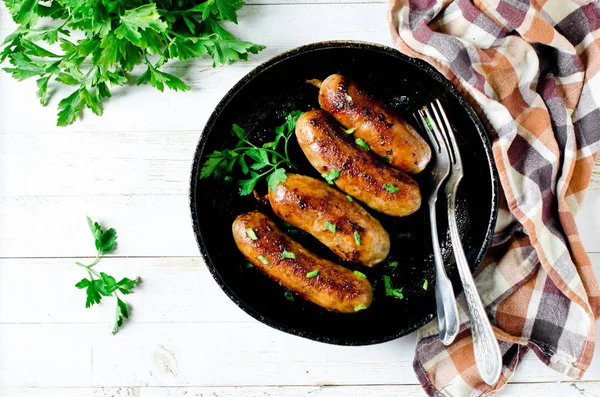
[232,211,373,313]
[268,173,390,267]
[295,110,421,217]
[319,74,431,174]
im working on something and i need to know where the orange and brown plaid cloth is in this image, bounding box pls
[388,0,600,395]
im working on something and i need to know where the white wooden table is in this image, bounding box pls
[1,1,599,396]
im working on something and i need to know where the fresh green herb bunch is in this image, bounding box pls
[200,110,303,195]
[1,0,264,126]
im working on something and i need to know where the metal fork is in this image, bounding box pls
[421,99,502,385]
[416,107,460,346]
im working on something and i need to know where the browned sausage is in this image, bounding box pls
[318,74,431,174]
[268,174,389,267]
[295,110,421,217]
[232,211,373,313]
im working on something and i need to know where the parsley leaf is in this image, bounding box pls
[267,168,288,192]
[321,170,341,185]
[354,231,361,246]
[306,270,319,278]
[383,275,404,299]
[1,0,264,125]
[355,138,370,151]
[284,290,295,301]
[245,227,258,240]
[75,216,139,334]
[200,110,303,196]
[324,221,336,232]
[114,297,130,334]
[383,183,399,194]
[281,251,296,260]
[87,216,117,254]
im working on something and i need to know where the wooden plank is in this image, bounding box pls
[1,323,599,388]
[0,195,199,258]
[0,3,391,134]
[0,257,248,325]
[577,191,600,253]
[0,130,197,197]
[1,254,598,324]
[0,256,598,387]
[1,132,597,199]
[3,383,600,397]
[1,193,598,258]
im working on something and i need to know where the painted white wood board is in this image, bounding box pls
[3,383,600,397]
[1,0,599,395]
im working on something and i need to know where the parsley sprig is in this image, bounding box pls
[1,0,264,126]
[200,110,303,195]
[75,216,139,334]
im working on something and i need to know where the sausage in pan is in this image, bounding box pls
[318,74,431,174]
[268,173,390,267]
[295,110,421,217]
[232,211,373,313]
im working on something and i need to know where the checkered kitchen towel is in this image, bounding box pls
[388,0,600,395]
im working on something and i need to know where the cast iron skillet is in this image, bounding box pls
[190,41,498,345]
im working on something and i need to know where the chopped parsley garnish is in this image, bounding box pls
[387,261,399,268]
[324,222,337,232]
[383,183,399,193]
[354,271,367,279]
[423,280,429,290]
[257,255,268,265]
[344,127,355,134]
[346,195,353,202]
[321,169,341,185]
[424,115,434,131]
[383,275,404,299]
[284,290,295,301]
[246,262,254,268]
[246,228,258,240]
[354,304,367,312]
[383,156,391,163]
[283,222,299,234]
[306,270,319,278]
[355,138,370,151]
[281,251,296,260]
[354,231,361,246]
[398,233,411,238]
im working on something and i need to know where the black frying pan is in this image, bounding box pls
[190,41,498,345]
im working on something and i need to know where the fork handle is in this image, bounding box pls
[447,196,502,385]
[429,201,460,346]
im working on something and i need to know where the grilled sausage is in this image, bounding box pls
[232,211,373,313]
[295,110,421,217]
[318,74,431,174]
[268,174,389,267]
